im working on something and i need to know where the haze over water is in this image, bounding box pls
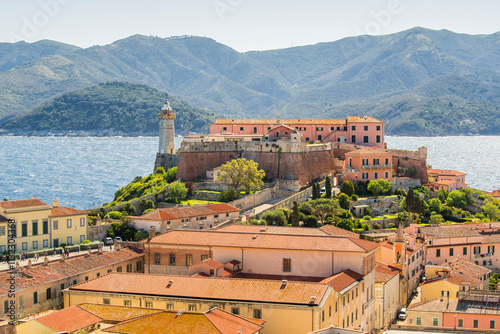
[0,136,498,209]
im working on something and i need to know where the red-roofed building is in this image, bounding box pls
[0,197,89,253]
[341,147,393,183]
[374,262,400,329]
[129,203,240,233]
[427,169,467,192]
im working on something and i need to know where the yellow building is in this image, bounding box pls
[374,262,401,330]
[0,197,89,253]
[64,272,344,334]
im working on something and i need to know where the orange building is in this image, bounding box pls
[210,116,385,148]
[427,169,467,192]
[341,147,393,183]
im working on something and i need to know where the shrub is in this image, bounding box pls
[143,208,155,214]
[336,218,354,231]
[388,223,396,228]
[303,215,319,227]
[364,207,373,217]
[363,215,371,220]
[81,240,91,244]
[373,222,381,229]
[217,190,238,203]
[106,211,124,220]
[340,180,355,196]
[351,194,358,201]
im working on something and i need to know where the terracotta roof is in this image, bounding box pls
[409,298,457,312]
[428,169,466,176]
[69,272,330,306]
[422,258,491,288]
[489,189,500,197]
[134,204,239,221]
[268,124,296,131]
[319,225,360,238]
[227,260,241,265]
[50,206,89,217]
[105,308,262,334]
[346,116,384,123]
[147,230,378,253]
[0,198,48,210]
[231,273,325,282]
[0,248,144,296]
[35,305,102,333]
[345,146,391,156]
[420,225,480,239]
[410,297,500,315]
[434,180,460,185]
[217,224,330,236]
[78,303,161,322]
[320,269,363,293]
[214,118,347,125]
[375,262,400,283]
[193,258,225,269]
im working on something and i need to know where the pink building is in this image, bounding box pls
[210,116,385,148]
[342,147,393,183]
[427,169,467,192]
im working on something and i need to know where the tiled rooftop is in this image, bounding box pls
[34,305,102,333]
[346,147,391,155]
[78,303,162,322]
[147,230,378,253]
[420,225,480,239]
[214,119,348,125]
[69,272,330,306]
[104,308,263,334]
[0,198,49,210]
[320,269,363,293]
[410,298,500,315]
[427,169,466,176]
[422,258,491,288]
[50,206,89,217]
[216,224,329,236]
[0,248,144,296]
[346,116,384,123]
[319,224,360,238]
[134,203,239,221]
[375,262,400,283]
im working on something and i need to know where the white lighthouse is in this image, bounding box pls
[158,100,176,154]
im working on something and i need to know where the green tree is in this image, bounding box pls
[482,201,500,221]
[217,190,238,203]
[338,193,351,210]
[397,211,410,225]
[261,210,287,226]
[139,199,154,212]
[336,218,354,231]
[490,273,500,290]
[291,201,300,227]
[312,183,320,200]
[303,215,319,227]
[446,190,467,208]
[325,177,332,199]
[165,167,178,183]
[217,158,265,195]
[340,180,355,197]
[120,202,136,215]
[430,214,445,225]
[406,189,426,215]
[134,229,150,241]
[429,198,442,213]
[300,199,342,224]
[168,182,188,203]
[367,179,392,197]
[437,188,449,203]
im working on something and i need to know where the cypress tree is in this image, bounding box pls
[292,201,300,226]
[325,176,332,199]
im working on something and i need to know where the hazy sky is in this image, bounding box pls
[1,0,499,51]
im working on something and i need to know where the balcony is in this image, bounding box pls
[361,164,392,170]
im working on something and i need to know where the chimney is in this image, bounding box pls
[167,279,173,288]
[98,245,103,254]
[309,296,316,304]
[33,195,37,199]
[149,226,156,238]
[53,198,59,207]
[281,279,288,289]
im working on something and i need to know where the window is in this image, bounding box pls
[458,319,463,327]
[46,288,52,300]
[416,317,422,325]
[85,276,88,281]
[3,300,7,314]
[449,248,454,256]
[351,125,356,131]
[376,135,381,143]
[374,172,378,179]
[351,135,356,143]
[61,283,65,290]
[22,242,27,251]
[73,279,77,285]
[97,273,100,277]
[127,264,133,272]
[362,158,368,165]
[322,310,324,322]
[474,246,481,254]
[441,290,449,297]
[67,236,72,245]
[473,319,479,328]
[33,292,38,304]
[489,245,495,254]
[166,303,174,310]
[329,305,331,317]
[253,309,262,319]
[0,246,4,254]
[222,127,227,131]
[80,217,85,226]
[136,261,142,271]
[43,239,48,247]
[0,227,4,236]
[19,296,23,309]
[103,298,110,305]
[117,266,122,272]
[67,219,72,228]
[385,158,389,164]
[330,127,335,131]
[433,317,438,326]
[363,135,369,143]
[145,301,153,308]
[373,158,379,165]
[33,241,38,249]
[490,320,495,329]
[318,135,322,140]
[231,307,240,315]
[436,249,441,257]
[32,220,38,235]
[186,254,193,266]
[364,125,368,131]
[22,223,28,237]
[376,125,381,131]
[43,220,48,234]
[385,171,389,179]
[124,300,131,306]
[80,235,85,243]
[226,213,229,217]
[253,127,257,134]
[362,172,368,180]
[201,255,208,261]
[169,253,176,266]
[239,127,244,131]
[154,253,160,265]
[188,304,197,311]
[283,258,291,272]
[53,220,58,230]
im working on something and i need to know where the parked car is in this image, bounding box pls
[103,237,114,245]
[114,236,122,242]
[320,187,326,194]
[398,308,407,320]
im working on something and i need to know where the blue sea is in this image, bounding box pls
[0,136,498,209]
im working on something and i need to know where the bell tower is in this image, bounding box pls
[154,98,179,172]
[158,100,176,154]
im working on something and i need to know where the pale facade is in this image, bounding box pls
[374,262,400,330]
[342,147,393,183]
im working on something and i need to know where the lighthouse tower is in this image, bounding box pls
[158,100,176,154]
[154,99,179,172]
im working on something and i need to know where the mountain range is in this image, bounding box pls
[0,27,498,136]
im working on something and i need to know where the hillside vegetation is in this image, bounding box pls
[0,82,217,135]
[0,28,499,135]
